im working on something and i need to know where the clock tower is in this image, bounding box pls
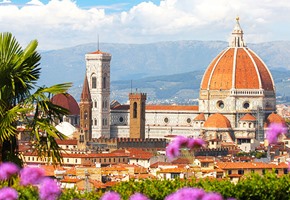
[85,50,111,138]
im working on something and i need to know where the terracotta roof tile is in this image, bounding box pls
[240,113,256,121]
[193,113,205,121]
[204,113,231,128]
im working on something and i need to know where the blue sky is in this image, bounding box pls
[1,0,290,50]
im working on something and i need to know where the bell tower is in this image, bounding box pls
[79,75,92,144]
[129,93,147,139]
[85,50,111,139]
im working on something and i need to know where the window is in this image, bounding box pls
[238,169,244,175]
[133,102,137,118]
[119,117,124,123]
[164,117,169,123]
[92,76,97,89]
[94,119,97,126]
[95,101,97,108]
[187,118,191,124]
[75,159,77,163]
[103,76,106,89]
[228,170,232,175]
[243,102,250,109]
[67,158,69,163]
[217,100,224,109]
[171,173,180,179]
[284,168,288,174]
[84,111,88,120]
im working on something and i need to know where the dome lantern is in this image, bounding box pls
[229,17,246,48]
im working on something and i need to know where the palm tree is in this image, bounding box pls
[0,32,72,165]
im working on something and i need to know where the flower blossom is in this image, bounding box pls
[129,192,150,200]
[266,123,287,144]
[100,191,121,200]
[0,187,18,200]
[165,187,206,200]
[0,162,19,180]
[166,136,205,160]
[202,192,223,200]
[39,178,61,200]
[20,167,45,186]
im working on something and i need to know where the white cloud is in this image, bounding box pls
[0,0,11,4]
[0,0,289,50]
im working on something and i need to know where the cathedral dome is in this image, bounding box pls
[265,113,286,127]
[204,113,231,128]
[200,18,274,92]
[51,93,80,115]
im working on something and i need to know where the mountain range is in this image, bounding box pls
[38,40,290,104]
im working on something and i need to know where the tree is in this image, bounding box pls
[0,32,71,165]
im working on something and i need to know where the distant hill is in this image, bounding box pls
[38,40,290,103]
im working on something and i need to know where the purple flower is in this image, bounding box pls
[266,123,287,144]
[20,167,45,186]
[39,178,61,200]
[174,136,189,146]
[129,193,150,200]
[202,192,223,200]
[100,191,121,200]
[0,162,19,180]
[0,187,18,200]
[165,187,206,200]
[187,138,205,149]
[166,142,181,160]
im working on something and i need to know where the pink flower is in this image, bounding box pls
[39,178,61,200]
[187,138,205,149]
[101,191,121,200]
[129,192,150,200]
[20,167,45,186]
[165,187,206,200]
[202,192,223,200]
[266,123,287,144]
[174,136,189,146]
[166,142,181,161]
[0,187,18,200]
[0,162,19,180]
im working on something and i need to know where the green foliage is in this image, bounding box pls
[0,32,72,165]
[57,172,290,200]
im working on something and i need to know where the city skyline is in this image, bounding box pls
[0,0,290,50]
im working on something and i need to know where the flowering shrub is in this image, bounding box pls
[266,123,287,144]
[0,163,61,200]
[166,136,205,160]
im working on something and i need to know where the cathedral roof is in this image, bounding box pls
[200,18,275,91]
[239,113,256,121]
[204,113,231,128]
[265,113,286,127]
[193,113,205,121]
[51,93,80,115]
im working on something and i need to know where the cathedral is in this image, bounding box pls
[52,18,285,152]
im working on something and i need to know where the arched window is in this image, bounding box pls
[133,102,137,118]
[103,75,106,89]
[94,119,97,126]
[92,76,97,89]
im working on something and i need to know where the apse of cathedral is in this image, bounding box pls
[52,18,285,152]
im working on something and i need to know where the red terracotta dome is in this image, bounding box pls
[51,93,80,115]
[200,18,274,92]
[265,113,286,127]
[204,113,231,128]
[239,113,256,121]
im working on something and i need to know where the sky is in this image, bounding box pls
[0,0,290,50]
